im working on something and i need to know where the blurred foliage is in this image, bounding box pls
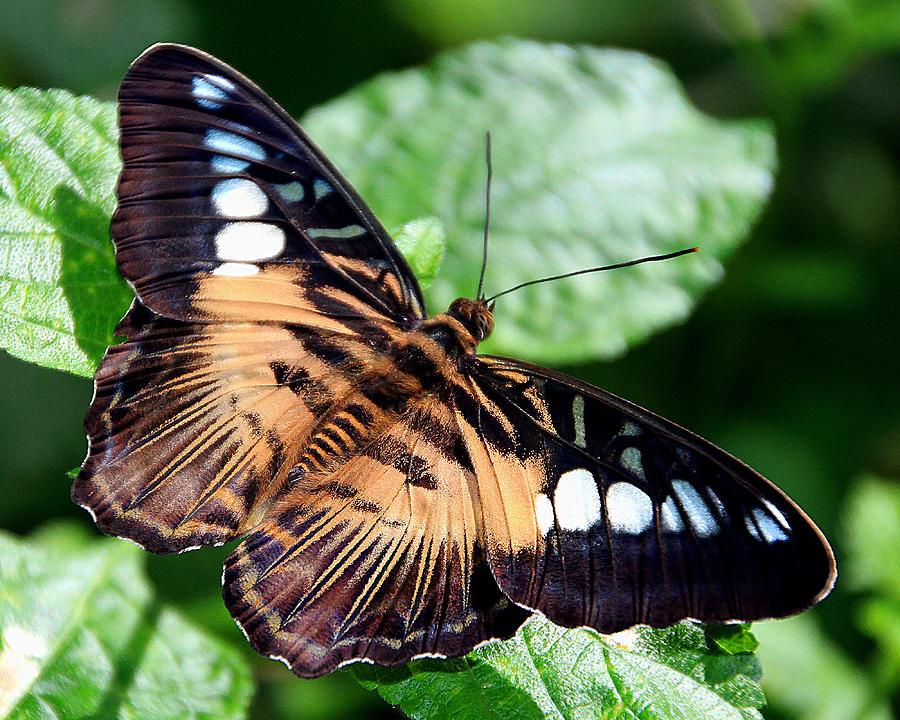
[0,1,897,719]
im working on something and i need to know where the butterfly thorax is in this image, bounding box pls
[285,300,491,476]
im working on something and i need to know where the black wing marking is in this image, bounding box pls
[465,355,836,633]
[113,43,425,324]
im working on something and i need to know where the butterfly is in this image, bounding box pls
[73,43,836,678]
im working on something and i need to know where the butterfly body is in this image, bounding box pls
[74,43,835,677]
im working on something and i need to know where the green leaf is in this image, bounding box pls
[0,524,253,720]
[391,217,446,288]
[0,86,129,376]
[1,39,774,375]
[352,616,764,720]
[303,38,776,363]
[705,624,759,655]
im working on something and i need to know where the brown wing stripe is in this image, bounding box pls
[268,361,333,415]
[403,402,477,474]
[325,481,358,499]
[364,437,441,491]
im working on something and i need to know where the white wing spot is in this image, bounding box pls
[307,225,367,239]
[660,495,684,532]
[744,512,761,540]
[749,507,789,543]
[554,468,602,532]
[275,181,305,202]
[672,480,718,537]
[620,421,642,437]
[313,177,333,200]
[213,261,259,276]
[192,74,233,109]
[606,482,653,534]
[619,446,645,480]
[204,129,265,172]
[215,222,285,262]
[212,178,268,218]
[211,155,250,174]
[572,394,586,448]
[534,493,555,536]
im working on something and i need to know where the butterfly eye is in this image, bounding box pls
[474,310,494,341]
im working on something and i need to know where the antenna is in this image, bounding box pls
[475,132,492,302]
[485,248,699,303]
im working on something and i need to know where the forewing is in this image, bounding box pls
[73,301,386,553]
[223,393,529,677]
[113,43,425,324]
[459,355,836,633]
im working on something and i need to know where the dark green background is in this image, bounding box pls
[1,1,897,718]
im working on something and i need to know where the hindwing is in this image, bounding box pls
[75,301,405,553]
[223,393,529,675]
[460,356,836,633]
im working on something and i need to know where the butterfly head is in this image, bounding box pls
[447,297,495,343]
